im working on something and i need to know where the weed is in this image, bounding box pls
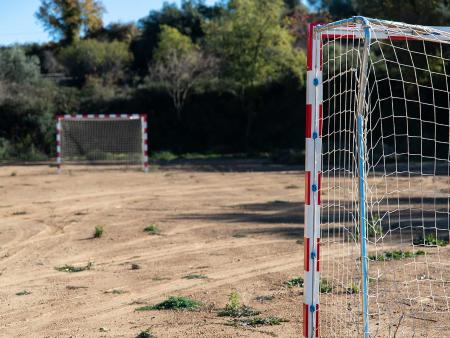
[55,262,93,273]
[368,216,383,238]
[255,295,274,302]
[135,330,157,338]
[424,234,447,247]
[369,250,425,261]
[104,289,128,295]
[232,232,246,238]
[218,291,260,317]
[94,226,104,238]
[136,296,201,311]
[144,224,160,235]
[16,290,31,296]
[285,185,300,189]
[320,279,333,293]
[12,211,27,216]
[229,316,288,327]
[10,171,16,177]
[346,283,359,294]
[286,277,304,287]
[296,239,303,244]
[152,276,170,281]
[183,274,208,280]
[131,263,141,270]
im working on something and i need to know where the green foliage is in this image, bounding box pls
[286,277,304,287]
[204,0,306,88]
[346,283,359,294]
[59,39,132,83]
[353,0,450,25]
[135,331,157,338]
[368,216,383,238]
[36,0,105,45]
[183,274,208,279]
[131,1,224,73]
[153,25,197,63]
[55,261,93,272]
[423,234,447,247]
[369,250,426,261]
[229,316,288,327]
[218,291,261,317]
[0,47,41,84]
[16,290,32,296]
[144,224,160,235]
[94,225,104,238]
[136,296,202,311]
[320,279,333,293]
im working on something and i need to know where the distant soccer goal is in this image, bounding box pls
[304,17,450,337]
[56,114,149,172]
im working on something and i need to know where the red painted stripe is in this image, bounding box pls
[105,114,110,118]
[94,114,99,118]
[303,304,309,337]
[144,151,148,156]
[56,140,60,146]
[317,238,320,271]
[304,237,310,272]
[317,172,322,205]
[144,162,149,167]
[305,105,312,138]
[315,304,319,337]
[305,171,311,205]
[56,152,60,157]
[82,114,87,118]
[307,23,314,70]
[144,128,148,133]
[319,104,323,137]
[322,33,356,39]
[144,140,148,144]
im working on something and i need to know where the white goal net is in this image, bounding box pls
[304,17,450,338]
[56,114,149,172]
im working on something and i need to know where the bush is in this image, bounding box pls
[59,39,132,84]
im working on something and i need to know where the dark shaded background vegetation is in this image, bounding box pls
[0,0,448,161]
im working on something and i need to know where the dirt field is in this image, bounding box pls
[0,162,306,338]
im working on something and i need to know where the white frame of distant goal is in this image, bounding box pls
[56,113,149,172]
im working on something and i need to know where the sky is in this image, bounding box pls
[0,0,217,45]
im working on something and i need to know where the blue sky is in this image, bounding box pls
[0,0,217,45]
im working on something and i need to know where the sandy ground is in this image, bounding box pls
[0,162,306,338]
[0,162,448,338]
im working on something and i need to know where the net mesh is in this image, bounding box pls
[60,118,143,167]
[319,19,450,337]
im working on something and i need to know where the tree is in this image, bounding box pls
[149,25,216,121]
[59,39,131,84]
[36,0,105,45]
[309,0,450,24]
[131,0,224,75]
[87,22,139,43]
[204,0,306,147]
[0,47,41,84]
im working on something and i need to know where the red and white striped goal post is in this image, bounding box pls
[56,113,149,173]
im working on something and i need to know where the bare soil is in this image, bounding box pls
[0,162,448,338]
[0,162,306,338]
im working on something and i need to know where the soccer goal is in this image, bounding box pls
[56,114,149,172]
[304,17,450,337]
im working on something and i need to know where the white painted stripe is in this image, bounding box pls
[305,139,315,172]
